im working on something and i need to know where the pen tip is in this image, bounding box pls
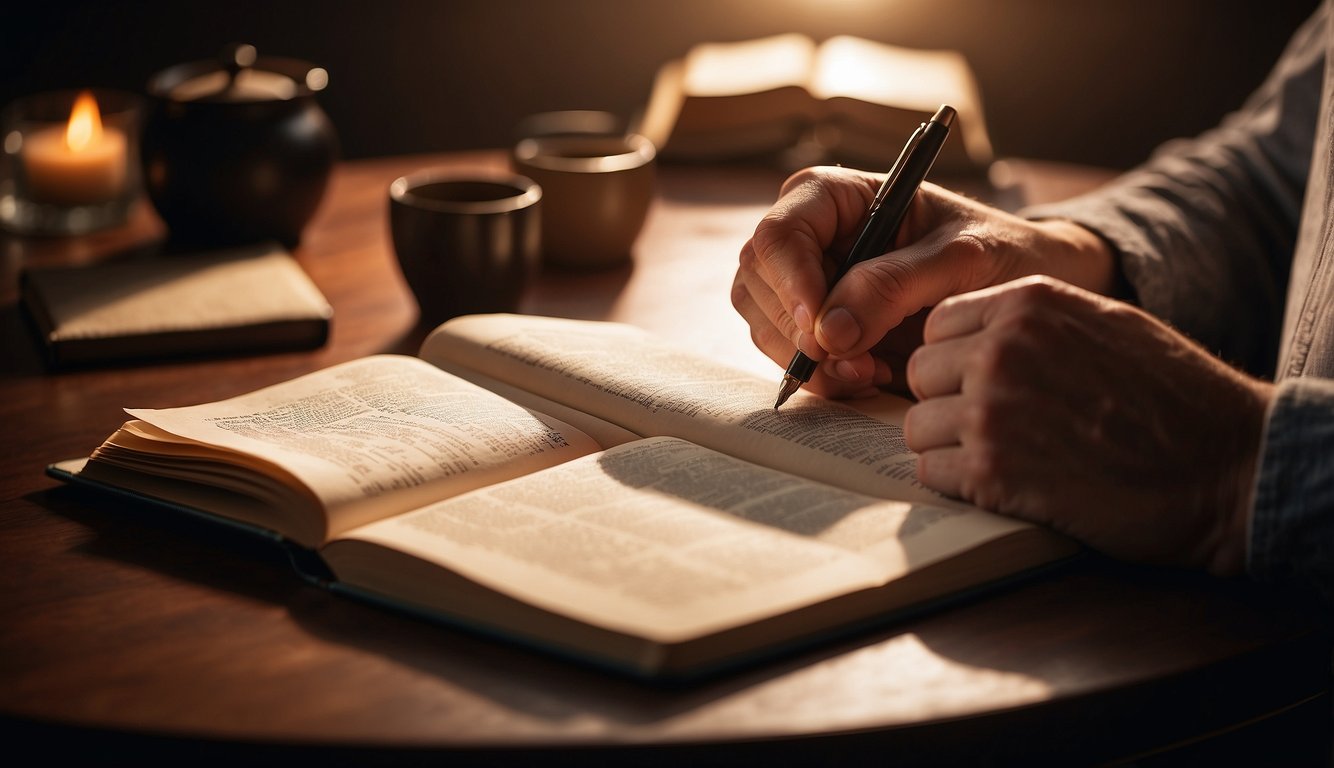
[773,376,801,409]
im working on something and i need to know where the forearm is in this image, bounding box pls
[1023,139,1303,375]
[1019,7,1323,376]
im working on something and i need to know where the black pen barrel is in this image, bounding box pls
[835,118,952,280]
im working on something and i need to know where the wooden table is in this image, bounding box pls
[1,152,1328,765]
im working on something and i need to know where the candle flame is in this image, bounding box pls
[64,91,103,152]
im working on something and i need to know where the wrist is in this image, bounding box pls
[1028,218,1119,295]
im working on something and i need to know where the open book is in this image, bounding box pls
[52,314,1075,680]
[636,33,994,174]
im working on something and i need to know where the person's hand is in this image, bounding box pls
[904,276,1273,575]
[732,165,1116,398]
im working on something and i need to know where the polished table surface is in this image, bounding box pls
[0,152,1328,765]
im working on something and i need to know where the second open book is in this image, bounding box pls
[59,313,1076,679]
[637,33,994,174]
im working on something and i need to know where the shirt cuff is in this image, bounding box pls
[1249,376,1334,600]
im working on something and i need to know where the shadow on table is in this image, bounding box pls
[30,480,1333,766]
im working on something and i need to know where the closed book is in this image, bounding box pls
[21,242,333,368]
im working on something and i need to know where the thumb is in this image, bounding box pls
[815,226,978,358]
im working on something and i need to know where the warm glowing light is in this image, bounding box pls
[811,37,954,108]
[64,91,103,153]
[684,34,815,96]
[21,90,128,206]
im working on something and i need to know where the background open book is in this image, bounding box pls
[636,33,994,174]
[51,314,1075,680]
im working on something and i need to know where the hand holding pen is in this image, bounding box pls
[773,104,956,408]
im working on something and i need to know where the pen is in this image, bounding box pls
[773,103,956,409]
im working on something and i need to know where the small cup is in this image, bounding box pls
[388,171,541,327]
[511,132,655,270]
[513,110,623,142]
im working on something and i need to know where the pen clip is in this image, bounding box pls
[870,123,926,210]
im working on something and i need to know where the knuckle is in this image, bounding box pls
[970,336,1010,380]
[750,213,820,270]
[915,451,933,486]
[736,241,757,272]
[981,308,1051,366]
[778,166,826,194]
[902,406,922,446]
[960,400,995,440]
[780,164,866,194]
[921,302,952,341]
[961,445,1006,509]
[857,260,915,310]
[1009,274,1064,305]
[996,308,1049,341]
[729,274,751,313]
[905,347,924,394]
[750,323,773,353]
[949,231,989,267]
[749,213,789,256]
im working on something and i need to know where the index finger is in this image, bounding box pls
[921,279,1019,343]
[747,167,884,337]
[923,274,1087,343]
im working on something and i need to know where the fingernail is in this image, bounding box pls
[793,303,813,335]
[819,307,861,353]
[795,330,825,361]
[831,359,862,382]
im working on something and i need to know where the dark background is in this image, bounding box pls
[1,0,1322,170]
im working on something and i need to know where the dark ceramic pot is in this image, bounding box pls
[141,45,339,248]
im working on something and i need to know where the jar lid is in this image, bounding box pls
[149,43,328,103]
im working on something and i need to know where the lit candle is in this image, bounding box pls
[21,91,127,206]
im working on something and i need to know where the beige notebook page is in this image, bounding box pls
[28,243,331,341]
[421,314,953,508]
[336,437,1024,643]
[125,355,602,540]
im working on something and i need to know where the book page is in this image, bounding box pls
[661,34,823,145]
[24,242,331,342]
[682,33,817,97]
[635,58,686,152]
[810,36,993,170]
[117,355,601,542]
[431,364,642,448]
[810,37,964,111]
[420,314,952,507]
[330,437,1014,642]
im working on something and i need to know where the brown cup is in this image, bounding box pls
[513,109,623,142]
[388,171,541,327]
[511,132,655,270]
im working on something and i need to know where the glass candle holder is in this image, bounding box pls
[0,89,142,236]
